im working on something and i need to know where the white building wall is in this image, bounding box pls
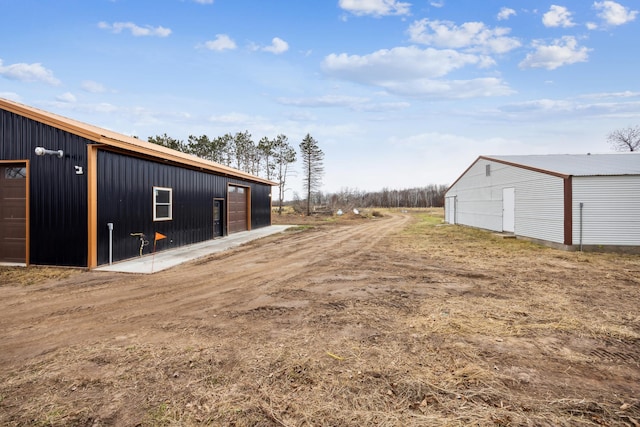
[572,176,640,246]
[446,158,565,243]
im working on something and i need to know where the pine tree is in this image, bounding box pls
[299,133,324,216]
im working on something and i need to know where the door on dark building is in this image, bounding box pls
[228,185,248,233]
[0,164,27,264]
[213,199,223,237]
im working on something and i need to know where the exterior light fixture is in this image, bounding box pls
[34,146,64,158]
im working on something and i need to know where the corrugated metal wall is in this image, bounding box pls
[251,183,272,229]
[573,176,640,246]
[2,107,273,267]
[445,158,565,243]
[1,109,88,266]
[96,150,272,265]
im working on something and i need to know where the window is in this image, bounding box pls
[153,187,172,221]
[5,167,26,179]
[485,164,491,177]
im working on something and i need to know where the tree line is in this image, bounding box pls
[147,132,451,212]
[295,185,448,212]
[147,132,325,215]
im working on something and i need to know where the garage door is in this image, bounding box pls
[228,185,248,233]
[0,164,27,264]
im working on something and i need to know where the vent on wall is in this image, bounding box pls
[486,164,491,177]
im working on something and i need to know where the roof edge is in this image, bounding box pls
[0,97,277,186]
[480,155,569,179]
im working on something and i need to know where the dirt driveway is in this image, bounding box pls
[1,210,639,426]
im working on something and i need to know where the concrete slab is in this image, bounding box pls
[95,225,292,274]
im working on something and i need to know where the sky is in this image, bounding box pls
[1,0,639,198]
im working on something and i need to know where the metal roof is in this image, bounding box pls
[0,97,277,186]
[484,153,640,177]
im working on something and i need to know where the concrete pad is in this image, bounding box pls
[95,225,292,274]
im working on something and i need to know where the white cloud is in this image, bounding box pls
[263,37,289,54]
[381,77,513,98]
[98,21,171,37]
[579,90,640,99]
[278,94,411,112]
[56,92,77,103]
[593,1,638,26]
[203,34,237,51]
[501,98,575,113]
[430,1,444,7]
[0,92,21,101]
[408,19,521,54]
[322,46,490,82]
[586,21,599,30]
[0,59,61,85]
[208,112,252,124]
[321,46,512,98]
[497,7,516,21]
[338,0,411,17]
[499,96,640,121]
[277,94,369,108]
[81,80,106,93]
[352,101,411,112]
[519,36,589,70]
[193,0,213,3]
[542,5,576,27]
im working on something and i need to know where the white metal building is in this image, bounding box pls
[445,154,640,251]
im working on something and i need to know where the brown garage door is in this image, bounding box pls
[228,185,248,234]
[0,164,27,264]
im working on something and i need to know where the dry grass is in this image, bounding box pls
[0,265,79,286]
[1,209,639,426]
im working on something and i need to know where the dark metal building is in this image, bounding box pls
[0,98,275,268]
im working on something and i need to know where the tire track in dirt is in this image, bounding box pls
[0,213,410,365]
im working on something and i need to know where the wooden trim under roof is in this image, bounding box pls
[0,97,277,186]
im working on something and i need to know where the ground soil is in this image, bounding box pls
[0,209,639,426]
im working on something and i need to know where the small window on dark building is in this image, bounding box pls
[153,187,172,221]
[5,167,26,179]
[486,164,491,177]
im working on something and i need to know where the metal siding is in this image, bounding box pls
[572,176,640,246]
[251,183,272,229]
[446,159,565,243]
[1,109,88,266]
[96,150,273,265]
[446,159,505,231]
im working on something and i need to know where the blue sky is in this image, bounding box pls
[1,0,639,196]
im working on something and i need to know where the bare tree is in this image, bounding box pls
[272,135,296,215]
[299,133,324,216]
[607,126,640,152]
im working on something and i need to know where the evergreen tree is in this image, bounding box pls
[299,133,324,216]
[148,133,185,152]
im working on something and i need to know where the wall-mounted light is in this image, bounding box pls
[34,146,64,158]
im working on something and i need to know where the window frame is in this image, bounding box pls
[153,186,173,221]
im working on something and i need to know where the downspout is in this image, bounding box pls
[107,222,114,265]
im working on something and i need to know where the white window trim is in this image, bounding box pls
[153,186,173,221]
